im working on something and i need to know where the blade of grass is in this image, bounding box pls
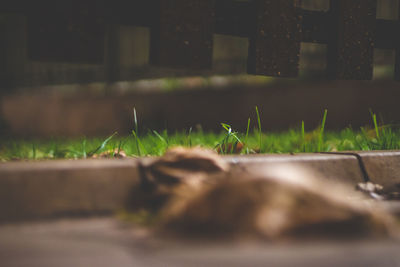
[153,130,169,148]
[221,123,232,133]
[378,112,386,136]
[370,110,380,140]
[255,106,262,153]
[301,120,305,152]
[187,127,193,147]
[88,132,118,157]
[32,143,36,160]
[111,142,117,157]
[134,108,139,133]
[245,118,251,154]
[317,109,328,152]
[133,108,142,156]
[132,129,147,156]
[82,138,87,159]
[216,124,229,154]
[231,140,239,154]
[217,123,243,154]
[221,123,231,154]
[117,140,123,154]
[223,123,242,143]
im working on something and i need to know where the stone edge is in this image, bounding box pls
[0,151,398,222]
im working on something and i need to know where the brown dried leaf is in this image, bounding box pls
[216,142,244,154]
[92,149,127,159]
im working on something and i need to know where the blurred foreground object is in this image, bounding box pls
[132,147,229,211]
[133,147,398,241]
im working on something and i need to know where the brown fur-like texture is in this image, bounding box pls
[132,147,397,241]
[129,147,229,211]
[159,170,395,240]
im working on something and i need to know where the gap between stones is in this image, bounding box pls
[319,152,370,183]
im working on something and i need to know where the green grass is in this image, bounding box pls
[255,106,263,153]
[2,126,400,161]
[1,110,400,161]
[215,123,243,154]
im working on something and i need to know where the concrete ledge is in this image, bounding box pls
[355,151,400,193]
[0,159,140,222]
[0,152,398,222]
[226,153,365,185]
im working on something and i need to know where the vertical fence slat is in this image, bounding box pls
[247,0,302,77]
[328,0,377,80]
[150,0,215,70]
[215,0,253,38]
[27,0,106,64]
[395,5,400,81]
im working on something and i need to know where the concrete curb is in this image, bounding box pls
[356,151,400,193]
[226,153,365,185]
[0,151,398,222]
[0,159,140,222]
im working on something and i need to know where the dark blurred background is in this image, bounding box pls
[0,0,399,137]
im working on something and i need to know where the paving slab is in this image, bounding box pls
[0,218,399,267]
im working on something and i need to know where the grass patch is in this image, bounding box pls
[1,110,400,161]
[2,127,400,161]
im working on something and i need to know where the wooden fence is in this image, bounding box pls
[3,0,400,81]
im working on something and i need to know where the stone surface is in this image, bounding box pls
[0,159,140,222]
[356,151,400,193]
[0,218,400,267]
[0,152,391,222]
[225,153,365,185]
